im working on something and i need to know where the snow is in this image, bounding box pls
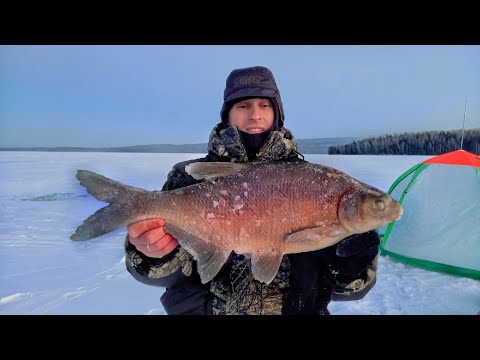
[1,152,478,315]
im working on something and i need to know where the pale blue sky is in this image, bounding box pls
[1,45,479,147]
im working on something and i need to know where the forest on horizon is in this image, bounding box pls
[328,129,480,155]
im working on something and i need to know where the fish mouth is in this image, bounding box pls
[393,204,404,221]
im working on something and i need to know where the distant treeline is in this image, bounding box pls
[328,129,480,155]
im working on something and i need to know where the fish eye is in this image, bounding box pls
[374,199,385,210]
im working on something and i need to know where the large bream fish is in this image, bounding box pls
[71,161,403,284]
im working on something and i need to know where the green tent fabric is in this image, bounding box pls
[378,150,480,280]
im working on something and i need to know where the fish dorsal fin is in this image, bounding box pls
[185,162,248,180]
[164,224,231,284]
[251,252,284,284]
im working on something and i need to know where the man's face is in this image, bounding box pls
[228,98,274,134]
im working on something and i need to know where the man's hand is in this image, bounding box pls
[335,230,380,257]
[127,218,178,258]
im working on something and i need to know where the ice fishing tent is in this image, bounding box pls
[379,150,480,280]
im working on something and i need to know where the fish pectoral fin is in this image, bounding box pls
[285,226,347,243]
[164,224,230,284]
[185,162,248,180]
[251,252,284,284]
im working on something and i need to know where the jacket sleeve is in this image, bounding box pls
[124,234,194,288]
[124,166,196,288]
[324,230,380,301]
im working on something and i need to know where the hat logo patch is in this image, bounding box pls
[233,74,265,88]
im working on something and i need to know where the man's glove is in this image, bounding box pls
[328,230,380,301]
[336,230,380,258]
[326,230,380,280]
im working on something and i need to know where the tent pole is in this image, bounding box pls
[460,98,467,150]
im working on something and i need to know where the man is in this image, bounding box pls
[124,66,380,315]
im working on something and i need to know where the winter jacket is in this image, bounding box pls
[125,123,379,315]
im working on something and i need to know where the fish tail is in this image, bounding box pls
[70,170,147,241]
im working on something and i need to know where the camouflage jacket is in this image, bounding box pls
[125,123,378,315]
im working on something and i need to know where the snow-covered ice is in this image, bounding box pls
[1,152,478,315]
